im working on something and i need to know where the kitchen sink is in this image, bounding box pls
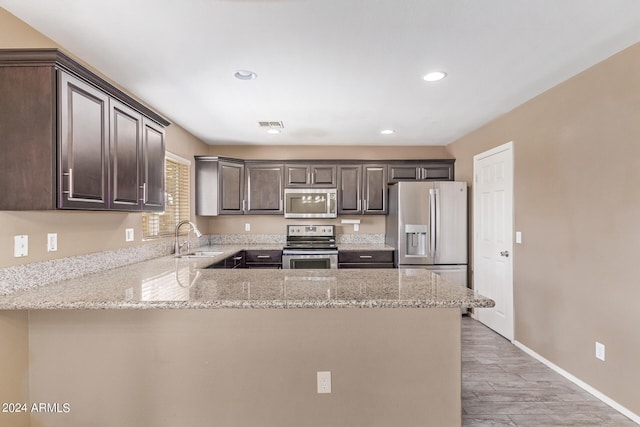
[178,251,224,258]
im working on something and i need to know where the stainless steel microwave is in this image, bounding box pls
[284,188,337,218]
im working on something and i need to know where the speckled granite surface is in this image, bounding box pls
[0,247,493,310]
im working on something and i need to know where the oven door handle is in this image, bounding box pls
[282,250,339,255]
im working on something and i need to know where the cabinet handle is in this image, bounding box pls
[242,199,246,211]
[257,255,271,259]
[357,199,361,211]
[232,256,243,261]
[359,255,373,259]
[140,183,147,202]
[308,172,312,184]
[63,168,73,198]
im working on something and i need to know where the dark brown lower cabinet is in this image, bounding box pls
[338,250,395,269]
[244,250,283,269]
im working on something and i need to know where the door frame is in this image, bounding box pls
[472,141,515,341]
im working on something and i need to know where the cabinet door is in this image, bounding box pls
[218,160,245,214]
[311,164,336,186]
[337,165,361,214]
[420,163,454,181]
[245,163,283,214]
[284,164,310,186]
[141,119,166,211]
[363,164,387,214]
[110,100,143,210]
[59,71,109,209]
[388,164,419,182]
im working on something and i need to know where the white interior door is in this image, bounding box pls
[473,141,514,340]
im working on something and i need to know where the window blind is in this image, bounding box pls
[142,156,190,238]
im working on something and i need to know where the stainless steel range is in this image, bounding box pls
[282,225,338,269]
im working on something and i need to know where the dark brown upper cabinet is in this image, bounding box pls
[284,163,337,187]
[0,49,169,211]
[245,162,284,214]
[337,163,387,215]
[195,157,245,215]
[388,160,454,182]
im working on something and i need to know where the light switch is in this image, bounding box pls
[14,235,28,257]
[47,233,58,252]
[515,231,522,244]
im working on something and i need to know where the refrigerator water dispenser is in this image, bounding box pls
[405,224,428,256]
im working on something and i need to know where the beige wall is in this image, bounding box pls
[447,42,640,415]
[0,8,209,268]
[0,312,29,427]
[28,308,461,427]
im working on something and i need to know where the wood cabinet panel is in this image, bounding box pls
[338,250,395,269]
[59,71,109,210]
[337,165,361,214]
[245,163,283,214]
[285,163,336,187]
[0,66,56,210]
[110,100,142,210]
[338,164,386,214]
[219,161,245,214]
[363,164,387,214]
[245,250,283,268]
[142,119,166,211]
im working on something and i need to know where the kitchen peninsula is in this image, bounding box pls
[0,250,493,427]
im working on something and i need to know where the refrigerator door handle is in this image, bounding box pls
[434,188,440,260]
[429,189,436,258]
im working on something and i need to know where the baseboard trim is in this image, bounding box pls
[513,340,640,425]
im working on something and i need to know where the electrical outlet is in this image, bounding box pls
[353,223,359,232]
[47,233,58,252]
[245,223,251,231]
[595,342,605,361]
[14,235,28,257]
[317,371,331,394]
[125,228,134,242]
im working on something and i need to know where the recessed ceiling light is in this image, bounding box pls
[380,129,395,135]
[234,70,257,80]
[423,71,447,82]
[266,129,281,135]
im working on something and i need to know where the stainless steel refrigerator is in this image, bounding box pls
[386,181,468,287]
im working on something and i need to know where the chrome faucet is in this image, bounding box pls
[174,220,203,257]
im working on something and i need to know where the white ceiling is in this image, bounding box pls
[3,1,640,146]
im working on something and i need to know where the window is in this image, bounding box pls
[142,153,190,238]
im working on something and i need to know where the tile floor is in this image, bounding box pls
[461,317,637,427]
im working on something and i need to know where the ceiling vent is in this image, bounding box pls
[258,121,284,129]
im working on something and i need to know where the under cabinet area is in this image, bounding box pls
[0,49,169,211]
[338,250,395,269]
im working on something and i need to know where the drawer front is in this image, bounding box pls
[338,250,394,264]
[338,263,394,269]
[245,250,283,264]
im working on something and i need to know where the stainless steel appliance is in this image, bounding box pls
[385,181,468,286]
[282,225,338,269]
[284,188,337,219]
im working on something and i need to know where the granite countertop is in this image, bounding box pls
[0,245,494,310]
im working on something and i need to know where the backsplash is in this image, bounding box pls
[0,233,383,295]
[0,235,209,295]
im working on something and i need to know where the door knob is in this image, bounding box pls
[500,250,510,257]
